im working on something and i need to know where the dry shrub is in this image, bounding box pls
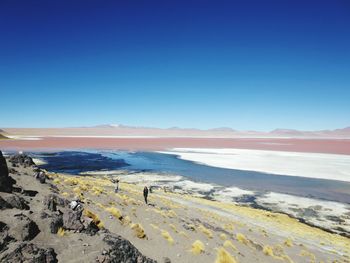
[224,223,235,231]
[179,231,189,238]
[161,230,174,245]
[130,223,146,239]
[198,224,213,239]
[223,240,238,252]
[263,245,274,256]
[92,186,104,195]
[53,178,60,184]
[169,224,178,233]
[236,233,249,245]
[284,238,293,247]
[150,223,159,230]
[122,215,132,225]
[191,240,205,255]
[105,207,123,220]
[57,227,65,237]
[220,233,227,240]
[215,248,237,263]
[84,209,104,229]
[299,250,316,262]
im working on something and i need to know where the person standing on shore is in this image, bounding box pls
[143,186,149,204]
[115,178,120,193]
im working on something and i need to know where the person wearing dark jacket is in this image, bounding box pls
[143,186,149,204]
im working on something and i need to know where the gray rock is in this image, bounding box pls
[0,193,29,210]
[0,196,12,210]
[163,257,171,263]
[35,171,47,184]
[63,209,84,231]
[0,242,57,263]
[0,151,16,193]
[0,221,14,252]
[44,194,69,208]
[9,153,35,167]
[81,216,99,236]
[10,214,40,241]
[101,234,157,263]
[50,214,63,234]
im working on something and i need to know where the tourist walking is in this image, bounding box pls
[143,186,149,204]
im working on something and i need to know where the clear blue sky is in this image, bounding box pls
[1,0,349,131]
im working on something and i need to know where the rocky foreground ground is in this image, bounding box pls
[0,150,350,263]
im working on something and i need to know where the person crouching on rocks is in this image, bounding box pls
[143,186,149,204]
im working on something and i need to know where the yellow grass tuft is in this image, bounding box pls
[179,231,189,238]
[150,223,159,230]
[224,223,235,231]
[236,233,249,245]
[53,178,60,184]
[167,210,177,218]
[63,178,79,185]
[122,215,132,225]
[299,250,316,262]
[284,238,293,247]
[169,224,178,233]
[130,223,146,239]
[84,209,104,229]
[223,240,238,252]
[61,192,69,197]
[215,248,237,263]
[220,233,227,240]
[57,227,65,237]
[161,230,174,245]
[198,224,213,239]
[105,207,123,220]
[263,245,274,256]
[191,240,205,255]
[92,186,104,195]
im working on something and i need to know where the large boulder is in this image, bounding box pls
[0,193,29,210]
[0,221,14,253]
[10,214,40,241]
[98,234,157,263]
[0,151,15,192]
[44,194,69,208]
[0,243,57,263]
[62,209,84,231]
[9,153,35,167]
[49,214,63,234]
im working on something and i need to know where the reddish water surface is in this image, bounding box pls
[1,137,350,155]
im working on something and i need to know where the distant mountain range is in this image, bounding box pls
[1,125,350,138]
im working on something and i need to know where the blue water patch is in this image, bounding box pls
[34,150,350,204]
[38,151,128,174]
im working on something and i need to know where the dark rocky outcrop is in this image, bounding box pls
[49,214,63,234]
[0,243,57,263]
[10,214,40,241]
[9,153,35,167]
[81,216,100,236]
[0,193,29,210]
[99,234,157,263]
[44,194,69,208]
[0,196,12,210]
[35,170,47,184]
[0,221,15,253]
[0,151,16,192]
[63,209,84,231]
